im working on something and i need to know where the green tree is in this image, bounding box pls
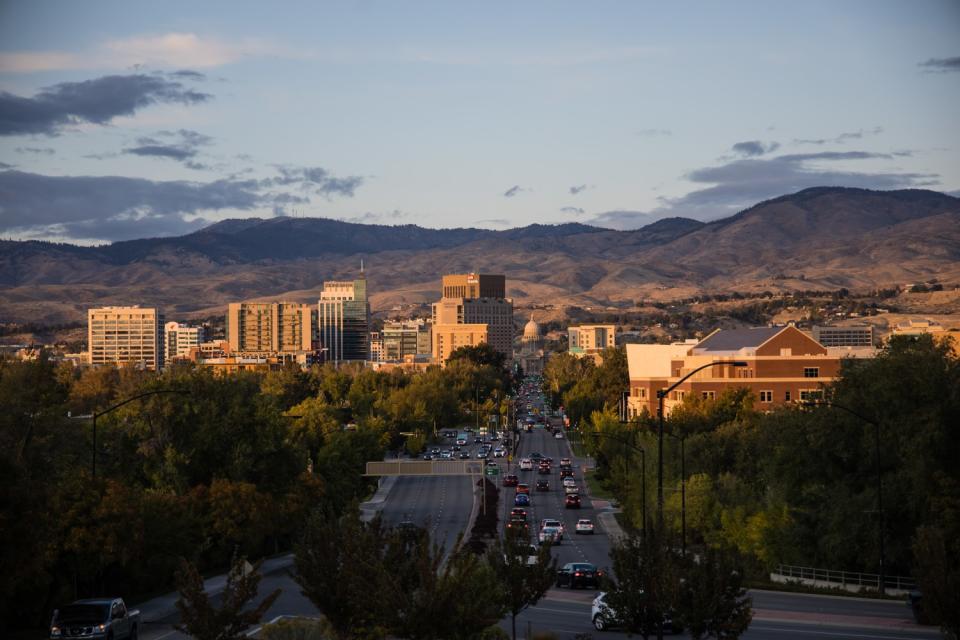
[175,555,281,640]
[676,546,753,639]
[486,535,557,640]
[447,343,507,370]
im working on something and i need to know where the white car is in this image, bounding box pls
[539,518,564,535]
[554,431,564,439]
[519,458,533,470]
[494,447,505,457]
[575,518,594,534]
[538,526,562,545]
[562,476,577,488]
[591,592,680,633]
[565,484,580,495]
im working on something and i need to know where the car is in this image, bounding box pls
[422,453,433,460]
[514,493,530,506]
[539,518,564,535]
[538,464,551,475]
[440,450,452,459]
[516,483,530,495]
[431,447,440,454]
[459,451,470,459]
[475,437,483,444]
[443,430,456,438]
[560,458,572,467]
[539,526,562,545]
[529,452,543,461]
[575,519,595,534]
[511,507,528,519]
[476,449,488,459]
[50,598,141,640]
[560,468,574,479]
[535,479,549,491]
[506,517,530,533]
[503,474,519,487]
[555,431,564,439]
[494,447,505,457]
[557,562,603,589]
[565,494,582,508]
[456,436,468,446]
[565,485,581,496]
[519,458,533,471]
[591,592,681,633]
[562,476,576,487]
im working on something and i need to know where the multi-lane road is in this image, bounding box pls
[139,406,937,639]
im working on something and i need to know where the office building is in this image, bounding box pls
[569,324,616,355]
[433,296,513,363]
[812,325,874,347]
[318,273,371,363]
[891,318,960,356]
[88,306,164,370]
[165,322,206,362]
[626,326,861,418]
[369,331,384,362]
[226,302,314,354]
[432,323,488,366]
[382,319,432,361]
[442,273,505,299]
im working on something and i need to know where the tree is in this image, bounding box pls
[447,343,507,370]
[175,554,281,640]
[676,546,753,639]
[486,535,557,640]
[603,525,681,639]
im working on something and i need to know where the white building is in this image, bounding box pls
[165,321,206,362]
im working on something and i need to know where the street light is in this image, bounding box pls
[803,399,886,595]
[68,388,189,479]
[663,431,687,557]
[656,360,748,523]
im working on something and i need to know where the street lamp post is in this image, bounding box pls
[656,360,747,523]
[664,431,687,556]
[69,388,188,479]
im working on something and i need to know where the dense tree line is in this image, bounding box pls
[578,336,959,631]
[0,348,511,632]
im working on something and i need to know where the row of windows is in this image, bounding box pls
[631,387,824,404]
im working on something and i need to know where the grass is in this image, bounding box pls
[567,429,590,458]
[584,468,616,501]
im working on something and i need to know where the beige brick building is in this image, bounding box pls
[226,301,314,354]
[88,306,164,370]
[432,323,488,366]
[432,273,513,365]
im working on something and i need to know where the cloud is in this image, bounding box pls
[339,210,411,224]
[0,161,14,169]
[14,146,55,155]
[793,127,883,145]
[0,165,367,241]
[0,33,279,73]
[268,166,365,198]
[731,140,780,157]
[561,206,585,215]
[503,185,526,198]
[918,56,960,72]
[569,184,592,195]
[585,210,655,230]
[636,128,672,137]
[121,128,214,168]
[168,69,207,80]
[0,73,211,136]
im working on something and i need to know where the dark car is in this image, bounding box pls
[536,479,550,491]
[565,494,581,508]
[560,468,574,478]
[506,517,530,534]
[556,562,603,589]
[538,464,551,475]
[503,474,519,487]
[459,451,470,459]
[529,452,543,461]
[514,493,530,506]
[422,453,433,460]
[511,506,528,519]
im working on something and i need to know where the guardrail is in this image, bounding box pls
[772,564,916,594]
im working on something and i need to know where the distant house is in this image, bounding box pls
[626,326,870,417]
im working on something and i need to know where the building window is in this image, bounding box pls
[799,389,823,401]
[759,390,773,403]
[702,391,715,400]
[675,390,686,401]
[639,388,647,399]
[784,391,791,402]
[804,367,820,378]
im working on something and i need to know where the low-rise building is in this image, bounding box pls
[891,318,959,356]
[811,325,874,347]
[627,326,859,418]
[569,324,616,362]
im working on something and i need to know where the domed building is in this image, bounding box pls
[516,314,546,375]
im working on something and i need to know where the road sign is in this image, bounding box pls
[485,466,500,476]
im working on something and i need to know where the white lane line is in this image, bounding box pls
[748,625,932,639]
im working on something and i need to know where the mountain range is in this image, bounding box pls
[1,187,958,324]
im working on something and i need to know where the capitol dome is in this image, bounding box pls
[522,315,541,343]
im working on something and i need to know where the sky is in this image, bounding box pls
[0,0,958,244]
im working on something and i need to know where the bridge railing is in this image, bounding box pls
[772,564,916,593]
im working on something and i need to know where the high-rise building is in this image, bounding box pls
[432,323,488,366]
[382,319,432,361]
[225,301,314,354]
[432,273,512,364]
[165,321,206,362]
[569,324,616,356]
[441,273,506,299]
[318,273,370,363]
[88,306,164,370]
[369,331,384,362]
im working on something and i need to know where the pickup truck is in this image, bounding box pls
[50,598,140,640]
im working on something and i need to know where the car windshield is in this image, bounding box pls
[578,519,591,525]
[572,563,596,571]
[56,605,110,623]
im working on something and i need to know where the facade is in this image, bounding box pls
[812,325,874,347]
[164,321,206,362]
[88,306,164,370]
[441,273,505,299]
[382,319,432,361]
[569,324,616,361]
[432,323,488,366]
[891,318,960,356]
[226,301,314,354]
[432,294,513,363]
[318,274,371,363]
[369,331,384,362]
[516,315,546,375]
[626,326,853,418]
[198,356,284,376]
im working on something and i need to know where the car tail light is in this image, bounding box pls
[574,572,582,576]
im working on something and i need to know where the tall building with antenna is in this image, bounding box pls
[317,265,370,363]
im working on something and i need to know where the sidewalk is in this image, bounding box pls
[568,434,626,542]
[360,475,397,522]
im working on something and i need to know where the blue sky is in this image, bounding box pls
[1,0,958,243]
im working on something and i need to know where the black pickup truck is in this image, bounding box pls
[50,598,140,640]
